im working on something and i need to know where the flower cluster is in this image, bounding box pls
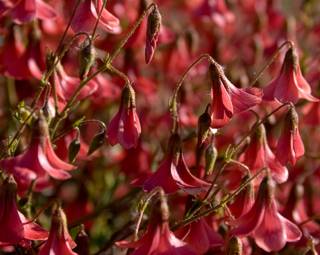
[0,0,319,254]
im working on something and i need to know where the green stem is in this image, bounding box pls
[108,3,156,63]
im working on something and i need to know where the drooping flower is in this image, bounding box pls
[240,124,288,183]
[227,175,255,219]
[116,189,196,255]
[0,27,30,80]
[7,0,56,24]
[143,133,210,194]
[145,5,161,64]
[0,114,76,193]
[193,0,235,31]
[0,25,47,80]
[210,64,262,128]
[53,63,98,111]
[176,217,224,254]
[276,106,304,166]
[0,176,48,246]
[38,207,77,255]
[263,47,319,104]
[68,0,121,34]
[107,84,141,149]
[302,101,320,126]
[231,176,302,252]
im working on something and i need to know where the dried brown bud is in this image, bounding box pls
[145,5,161,64]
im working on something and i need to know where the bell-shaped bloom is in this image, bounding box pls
[282,184,320,236]
[176,217,223,254]
[0,27,46,80]
[68,0,121,34]
[143,133,210,194]
[7,0,56,24]
[39,207,77,255]
[303,102,320,126]
[107,85,141,149]
[231,176,302,252]
[0,114,76,193]
[25,32,46,80]
[0,27,30,79]
[91,74,121,107]
[120,143,152,179]
[210,64,262,128]
[263,47,319,104]
[276,107,304,166]
[145,5,161,64]
[240,124,288,183]
[227,175,255,219]
[0,176,48,246]
[53,64,98,111]
[193,0,235,31]
[116,189,196,255]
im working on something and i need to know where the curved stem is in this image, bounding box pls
[249,40,294,87]
[233,102,291,154]
[170,53,221,132]
[54,0,81,56]
[134,187,162,241]
[108,3,156,63]
[92,0,108,39]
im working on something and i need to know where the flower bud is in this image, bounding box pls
[79,38,96,79]
[74,225,89,255]
[205,144,218,175]
[197,104,211,146]
[145,5,161,64]
[68,128,81,163]
[226,236,242,255]
[88,130,106,155]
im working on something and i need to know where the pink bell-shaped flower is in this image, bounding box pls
[263,47,319,104]
[0,176,48,246]
[143,133,210,194]
[53,64,98,111]
[107,85,141,149]
[210,64,262,128]
[231,176,302,252]
[0,114,76,193]
[38,206,77,255]
[240,124,288,183]
[68,0,121,34]
[116,189,196,255]
[8,0,56,24]
[227,175,255,219]
[176,217,224,254]
[276,106,304,166]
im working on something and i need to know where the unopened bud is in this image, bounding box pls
[227,236,242,255]
[197,104,211,146]
[75,225,90,255]
[145,5,161,64]
[287,106,299,130]
[87,130,105,155]
[121,85,136,108]
[79,38,96,79]
[68,128,81,163]
[284,47,298,72]
[205,144,218,175]
[51,206,68,238]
